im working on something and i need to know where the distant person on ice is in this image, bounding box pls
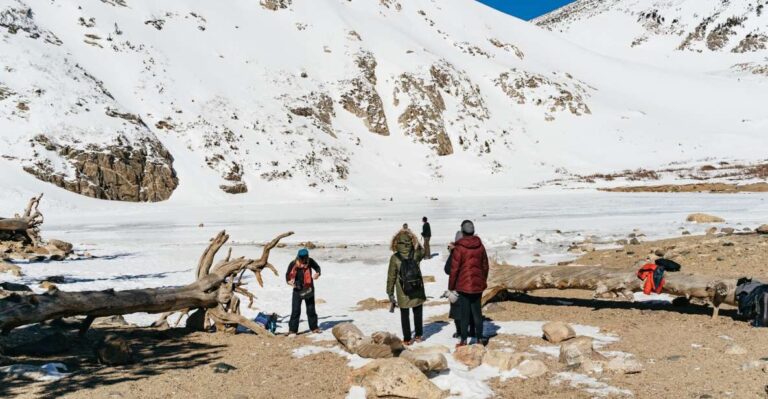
[422,216,432,259]
[445,231,475,338]
[387,226,426,345]
[449,220,489,347]
[285,248,322,336]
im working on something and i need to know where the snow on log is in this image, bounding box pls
[0,230,292,335]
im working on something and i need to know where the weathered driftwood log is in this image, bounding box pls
[483,263,738,319]
[0,194,73,263]
[0,230,292,335]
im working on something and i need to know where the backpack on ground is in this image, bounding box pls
[396,250,423,296]
[735,278,768,327]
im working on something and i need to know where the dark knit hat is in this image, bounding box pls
[461,220,475,236]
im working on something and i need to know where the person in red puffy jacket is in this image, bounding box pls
[449,220,489,346]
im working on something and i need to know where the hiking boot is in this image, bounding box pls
[413,336,423,343]
[478,337,489,347]
[285,332,297,338]
[403,339,413,346]
[455,341,467,349]
[312,329,322,334]
[452,332,460,339]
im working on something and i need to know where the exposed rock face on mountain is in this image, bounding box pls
[535,0,768,55]
[24,135,177,202]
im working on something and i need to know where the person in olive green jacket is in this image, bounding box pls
[387,227,426,345]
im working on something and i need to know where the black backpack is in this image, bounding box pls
[735,278,768,327]
[396,250,423,296]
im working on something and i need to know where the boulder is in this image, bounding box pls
[605,357,643,374]
[686,213,725,223]
[482,350,526,371]
[516,359,548,378]
[371,331,405,354]
[453,344,486,369]
[721,227,735,235]
[757,224,768,234]
[332,322,367,352]
[400,347,449,373]
[0,261,21,277]
[350,358,445,399]
[95,334,133,365]
[47,239,73,253]
[542,321,576,343]
[559,336,594,367]
[706,227,718,235]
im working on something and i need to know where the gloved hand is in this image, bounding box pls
[447,290,459,304]
[388,294,397,305]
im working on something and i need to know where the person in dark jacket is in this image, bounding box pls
[285,248,321,336]
[444,231,475,338]
[387,227,426,345]
[422,217,432,259]
[449,220,489,347]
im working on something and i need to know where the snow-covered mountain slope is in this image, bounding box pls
[535,0,768,66]
[1,0,767,203]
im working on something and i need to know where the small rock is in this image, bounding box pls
[629,238,641,245]
[757,224,768,234]
[706,227,718,235]
[299,241,318,250]
[350,358,445,399]
[198,223,204,227]
[400,348,448,373]
[39,281,58,291]
[211,362,237,373]
[682,230,691,235]
[93,315,131,328]
[95,334,133,365]
[605,357,644,374]
[721,227,735,235]
[44,275,67,283]
[653,249,665,257]
[516,359,548,378]
[482,350,526,371]
[615,239,628,245]
[686,213,725,223]
[724,343,747,355]
[542,321,576,344]
[0,261,22,277]
[48,239,73,253]
[559,336,594,367]
[453,344,486,369]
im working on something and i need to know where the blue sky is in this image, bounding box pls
[477,0,576,20]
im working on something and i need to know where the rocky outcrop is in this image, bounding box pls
[495,69,592,119]
[394,72,452,155]
[0,2,61,45]
[287,92,336,137]
[260,0,291,11]
[24,134,178,202]
[340,51,389,136]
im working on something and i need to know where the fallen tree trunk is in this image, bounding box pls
[483,263,737,318]
[0,230,292,335]
[1,194,73,263]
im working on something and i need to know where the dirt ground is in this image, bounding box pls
[3,231,768,398]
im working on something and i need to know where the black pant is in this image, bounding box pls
[399,305,423,341]
[289,290,318,333]
[458,292,483,343]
